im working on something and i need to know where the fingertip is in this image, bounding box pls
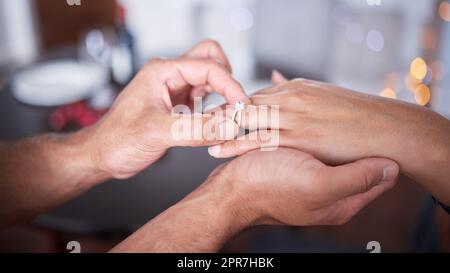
[228,94,251,106]
[366,157,399,184]
[208,145,222,157]
[271,70,288,85]
[231,86,250,105]
[381,163,400,183]
[357,157,399,181]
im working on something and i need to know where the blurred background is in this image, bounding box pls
[0,0,449,252]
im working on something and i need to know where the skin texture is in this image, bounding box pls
[111,148,399,253]
[209,77,450,205]
[0,132,108,228]
[0,40,400,253]
[0,40,247,228]
[87,40,248,179]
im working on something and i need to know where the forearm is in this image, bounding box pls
[0,129,110,227]
[374,102,450,204]
[111,176,252,253]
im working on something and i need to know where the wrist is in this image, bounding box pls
[367,101,434,159]
[51,129,112,188]
[199,174,257,230]
[114,174,257,253]
[372,102,450,202]
[180,173,259,249]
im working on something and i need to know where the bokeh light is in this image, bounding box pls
[410,57,428,81]
[366,0,382,6]
[230,7,254,31]
[439,1,450,22]
[332,4,351,26]
[422,68,433,85]
[385,72,399,89]
[366,29,385,52]
[405,73,422,92]
[421,28,437,51]
[414,84,431,106]
[430,60,446,81]
[379,88,397,99]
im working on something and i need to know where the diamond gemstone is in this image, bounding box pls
[235,101,246,111]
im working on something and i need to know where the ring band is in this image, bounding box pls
[232,101,246,127]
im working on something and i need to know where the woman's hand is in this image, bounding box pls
[83,40,247,179]
[208,78,450,204]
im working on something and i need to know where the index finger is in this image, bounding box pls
[183,39,232,72]
[151,58,250,105]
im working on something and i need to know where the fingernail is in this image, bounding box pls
[382,164,398,182]
[208,145,222,157]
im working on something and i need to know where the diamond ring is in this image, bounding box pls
[232,101,246,127]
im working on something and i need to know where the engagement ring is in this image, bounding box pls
[232,101,246,127]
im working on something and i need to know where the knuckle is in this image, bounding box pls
[204,60,228,75]
[202,39,221,49]
[285,89,306,104]
[362,170,377,192]
[145,58,168,69]
[204,58,223,69]
[279,80,315,100]
[292,78,314,86]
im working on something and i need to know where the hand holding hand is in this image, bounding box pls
[82,40,247,179]
[208,78,450,204]
[111,147,399,253]
[206,148,399,227]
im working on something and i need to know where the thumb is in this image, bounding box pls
[162,113,239,148]
[319,158,399,201]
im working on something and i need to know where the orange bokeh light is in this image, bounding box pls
[421,28,437,51]
[439,1,450,22]
[379,88,397,99]
[410,57,428,81]
[385,72,399,89]
[405,73,422,92]
[414,84,431,106]
[430,60,445,81]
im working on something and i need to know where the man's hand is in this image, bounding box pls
[112,148,399,252]
[84,40,247,179]
[211,148,399,227]
[0,40,246,227]
[208,78,450,205]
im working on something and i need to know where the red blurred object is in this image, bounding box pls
[116,3,126,26]
[50,102,107,131]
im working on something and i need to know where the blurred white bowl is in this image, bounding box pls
[12,60,108,107]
